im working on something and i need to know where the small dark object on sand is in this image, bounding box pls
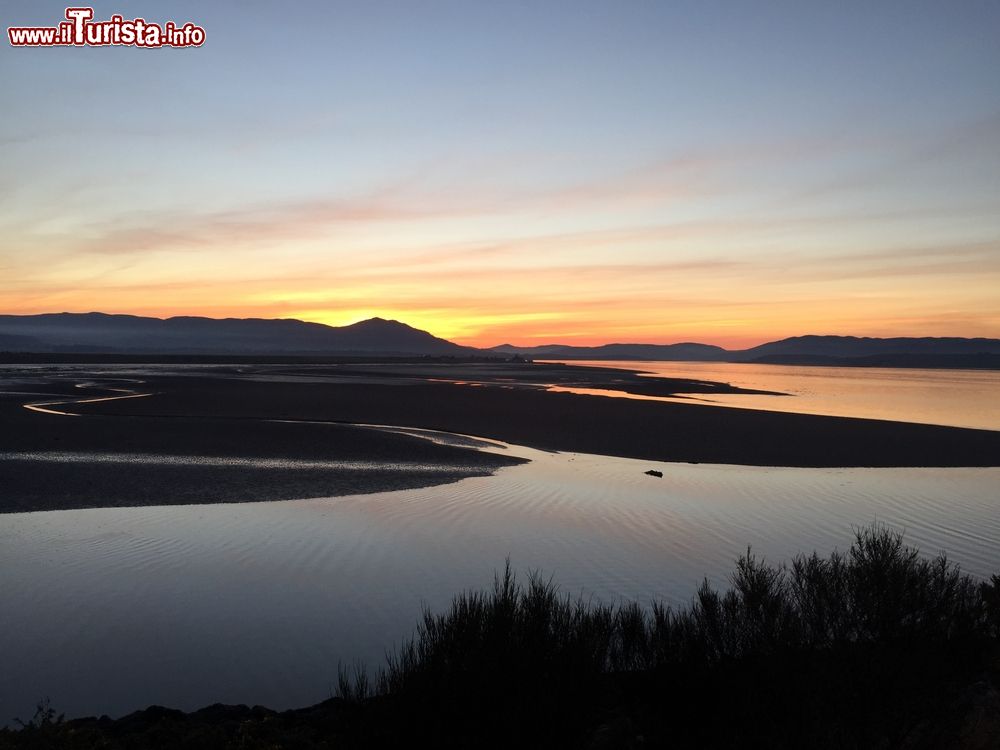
[644,469,663,478]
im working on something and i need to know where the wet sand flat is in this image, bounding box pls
[4,362,1000,514]
[69,371,1000,466]
[0,390,525,513]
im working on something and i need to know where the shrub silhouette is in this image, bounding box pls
[347,525,987,691]
[335,524,998,748]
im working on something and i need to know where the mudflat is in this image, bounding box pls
[76,375,1000,466]
[3,361,999,513]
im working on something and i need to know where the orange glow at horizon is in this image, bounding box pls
[4,293,998,351]
[4,142,999,349]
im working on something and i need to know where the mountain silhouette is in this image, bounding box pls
[489,337,1000,368]
[2,313,999,366]
[0,313,474,356]
[737,334,1000,359]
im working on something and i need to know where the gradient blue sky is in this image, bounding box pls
[3,0,998,345]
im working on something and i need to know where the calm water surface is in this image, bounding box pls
[2,437,997,722]
[544,360,1000,431]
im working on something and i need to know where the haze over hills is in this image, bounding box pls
[1,313,1000,367]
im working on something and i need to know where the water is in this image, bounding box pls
[1,437,997,723]
[2,362,998,722]
[543,360,1000,431]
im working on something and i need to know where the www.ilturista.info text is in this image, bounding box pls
[8,7,205,48]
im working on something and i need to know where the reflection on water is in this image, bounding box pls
[544,360,1000,430]
[1,442,997,722]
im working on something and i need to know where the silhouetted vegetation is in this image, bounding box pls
[4,525,998,748]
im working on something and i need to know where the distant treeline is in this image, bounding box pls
[3,525,998,749]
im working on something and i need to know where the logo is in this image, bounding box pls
[8,7,206,48]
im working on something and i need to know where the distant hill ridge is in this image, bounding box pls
[1,313,999,366]
[742,334,1000,359]
[0,312,473,356]
[491,334,1000,364]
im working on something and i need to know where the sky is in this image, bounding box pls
[2,1,998,347]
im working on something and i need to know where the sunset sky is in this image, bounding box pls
[2,1,998,347]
